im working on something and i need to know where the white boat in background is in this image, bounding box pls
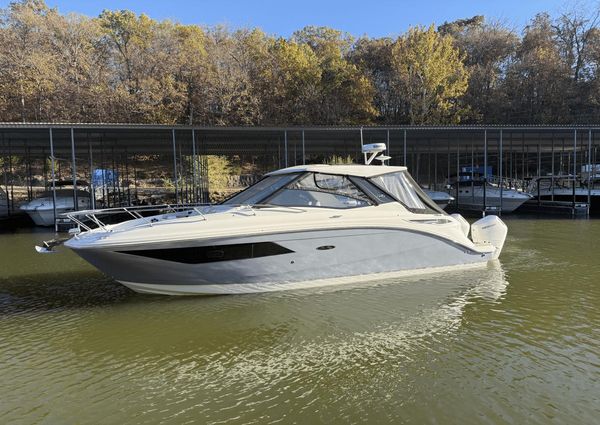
[527,176,600,213]
[20,182,91,226]
[447,176,531,213]
[37,145,508,295]
[423,189,454,210]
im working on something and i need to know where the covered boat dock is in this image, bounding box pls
[2,123,600,227]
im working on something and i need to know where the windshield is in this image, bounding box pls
[369,171,445,214]
[222,173,300,205]
[267,173,372,209]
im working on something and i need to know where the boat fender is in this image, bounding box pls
[471,215,508,259]
[450,213,470,237]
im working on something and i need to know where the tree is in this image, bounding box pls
[3,0,600,125]
[390,25,470,124]
[194,27,264,125]
[503,13,571,123]
[439,16,519,123]
[0,0,60,121]
[97,10,186,123]
[254,37,321,124]
[348,37,398,123]
[292,26,377,124]
[171,23,207,124]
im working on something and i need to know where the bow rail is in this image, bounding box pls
[63,203,212,232]
[62,203,306,233]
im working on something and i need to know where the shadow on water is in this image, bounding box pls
[0,270,138,314]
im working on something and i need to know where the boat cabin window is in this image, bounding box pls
[222,173,300,205]
[350,177,395,204]
[267,173,372,209]
[370,171,444,214]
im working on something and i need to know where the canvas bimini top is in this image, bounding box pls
[266,164,408,178]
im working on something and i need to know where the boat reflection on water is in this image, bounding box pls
[135,261,511,400]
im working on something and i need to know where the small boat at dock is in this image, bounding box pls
[20,181,91,226]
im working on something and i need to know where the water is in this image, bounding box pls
[1,219,599,424]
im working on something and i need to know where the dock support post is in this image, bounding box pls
[455,137,460,211]
[49,128,57,232]
[284,130,288,168]
[483,129,487,215]
[360,126,365,163]
[588,129,592,215]
[573,129,577,210]
[499,129,503,215]
[551,134,555,202]
[537,135,541,178]
[192,129,197,203]
[26,146,32,201]
[447,138,450,189]
[470,140,475,210]
[386,129,390,164]
[125,149,131,206]
[403,129,407,166]
[172,128,179,204]
[88,135,96,210]
[301,130,306,165]
[7,138,13,216]
[70,128,78,211]
[1,132,8,216]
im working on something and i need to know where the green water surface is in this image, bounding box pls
[0,218,599,424]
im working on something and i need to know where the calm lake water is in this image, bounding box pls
[1,218,599,424]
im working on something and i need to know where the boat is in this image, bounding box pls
[20,181,91,226]
[527,176,600,213]
[37,144,509,295]
[423,189,454,210]
[447,173,531,213]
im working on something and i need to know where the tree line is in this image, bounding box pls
[1,0,600,125]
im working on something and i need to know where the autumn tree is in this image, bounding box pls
[292,26,376,124]
[254,37,321,124]
[2,0,600,125]
[438,16,518,123]
[0,0,59,121]
[390,25,470,124]
[503,13,571,123]
[349,37,398,123]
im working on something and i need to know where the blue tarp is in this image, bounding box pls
[92,169,118,187]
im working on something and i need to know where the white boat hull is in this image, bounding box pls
[423,190,453,210]
[455,196,529,213]
[118,262,489,295]
[71,228,496,295]
[21,192,91,226]
[24,207,67,226]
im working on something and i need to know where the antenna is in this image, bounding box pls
[362,143,390,165]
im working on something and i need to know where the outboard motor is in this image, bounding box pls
[471,215,508,260]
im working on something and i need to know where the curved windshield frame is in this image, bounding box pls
[369,171,445,214]
[264,173,373,209]
[222,169,444,214]
[222,173,301,205]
